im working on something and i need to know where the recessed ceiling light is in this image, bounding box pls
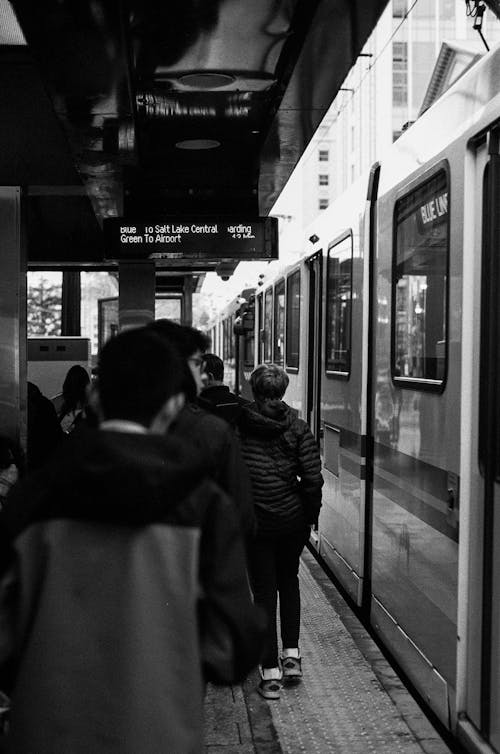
[178,72,235,89]
[175,139,221,150]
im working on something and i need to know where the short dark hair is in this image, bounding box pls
[250,364,289,400]
[146,319,210,401]
[203,353,224,382]
[147,319,209,359]
[98,328,184,425]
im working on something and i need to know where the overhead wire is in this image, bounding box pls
[299,0,420,167]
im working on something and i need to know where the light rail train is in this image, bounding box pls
[210,43,500,754]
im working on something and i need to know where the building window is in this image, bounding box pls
[393,41,408,108]
[286,270,301,369]
[319,149,329,161]
[392,170,449,386]
[319,174,329,186]
[393,0,407,17]
[319,198,329,210]
[326,233,353,375]
[273,280,285,366]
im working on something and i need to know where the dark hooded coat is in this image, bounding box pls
[0,427,264,754]
[238,402,323,534]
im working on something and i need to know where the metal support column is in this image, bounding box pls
[61,270,81,335]
[118,261,155,331]
[0,187,26,450]
[182,275,193,326]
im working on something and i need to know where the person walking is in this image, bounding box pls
[0,328,264,753]
[238,364,323,700]
[147,320,256,541]
[198,353,250,426]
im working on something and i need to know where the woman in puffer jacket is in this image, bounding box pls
[238,364,323,700]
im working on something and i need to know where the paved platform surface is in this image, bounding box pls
[204,548,454,753]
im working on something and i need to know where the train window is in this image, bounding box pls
[286,270,301,370]
[392,169,448,387]
[257,293,264,363]
[243,299,255,369]
[273,279,285,366]
[222,319,228,361]
[229,315,235,360]
[326,232,353,375]
[263,288,273,363]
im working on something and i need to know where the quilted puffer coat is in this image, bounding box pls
[238,401,323,534]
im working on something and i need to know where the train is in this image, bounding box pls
[209,42,500,754]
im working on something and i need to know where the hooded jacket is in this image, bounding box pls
[238,402,323,534]
[171,402,256,538]
[0,428,264,754]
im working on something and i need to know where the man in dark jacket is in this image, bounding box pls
[198,353,250,426]
[147,320,256,540]
[0,329,264,754]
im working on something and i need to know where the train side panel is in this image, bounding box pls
[305,178,371,603]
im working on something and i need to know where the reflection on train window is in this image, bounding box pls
[264,288,273,363]
[273,279,285,366]
[286,270,301,369]
[393,170,448,385]
[326,233,353,375]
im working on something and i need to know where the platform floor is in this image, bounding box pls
[204,548,454,753]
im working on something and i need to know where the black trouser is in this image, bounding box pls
[248,526,309,669]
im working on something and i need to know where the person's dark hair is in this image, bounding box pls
[147,319,209,359]
[0,436,23,473]
[60,365,90,418]
[98,328,184,425]
[147,319,209,401]
[203,353,224,383]
[250,364,289,406]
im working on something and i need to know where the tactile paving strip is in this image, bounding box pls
[266,555,438,754]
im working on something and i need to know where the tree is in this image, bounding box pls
[27,276,62,336]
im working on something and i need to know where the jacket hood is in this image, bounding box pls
[5,427,211,533]
[239,401,296,438]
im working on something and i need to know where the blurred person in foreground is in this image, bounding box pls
[0,328,264,754]
[238,364,323,700]
[147,320,255,541]
[198,353,249,426]
[26,381,62,471]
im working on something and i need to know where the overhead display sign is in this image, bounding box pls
[103,217,278,261]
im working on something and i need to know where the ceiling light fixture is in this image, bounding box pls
[177,72,236,89]
[175,139,221,150]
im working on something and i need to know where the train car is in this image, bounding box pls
[210,288,255,397]
[213,42,500,754]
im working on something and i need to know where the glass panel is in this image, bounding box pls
[273,280,285,365]
[229,315,235,360]
[81,272,119,356]
[98,297,119,351]
[264,288,273,362]
[155,297,181,322]
[27,271,62,336]
[326,235,353,373]
[286,271,301,369]
[257,293,264,363]
[393,170,448,383]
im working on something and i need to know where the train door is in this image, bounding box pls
[458,126,500,751]
[305,252,322,441]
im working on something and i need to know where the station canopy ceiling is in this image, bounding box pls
[1,0,389,267]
